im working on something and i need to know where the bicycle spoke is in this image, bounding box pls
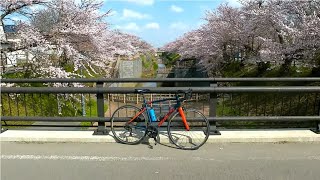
[111,105,147,145]
[168,109,209,150]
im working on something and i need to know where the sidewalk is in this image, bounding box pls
[25,122,82,130]
[1,129,320,144]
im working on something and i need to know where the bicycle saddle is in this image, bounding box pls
[134,89,151,93]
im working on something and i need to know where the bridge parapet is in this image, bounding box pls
[1,78,320,134]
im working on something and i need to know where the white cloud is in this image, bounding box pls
[74,0,82,4]
[170,5,184,13]
[28,4,46,13]
[169,22,188,30]
[145,22,160,29]
[223,0,242,7]
[109,10,118,16]
[123,22,140,31]
[122,9,151,20]
[125,0,154,6]
[114,25,122,29]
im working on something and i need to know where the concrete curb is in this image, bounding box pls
[1,129,320,144]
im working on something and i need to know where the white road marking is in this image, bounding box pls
[1,155,171,161]
[2,155,320,161]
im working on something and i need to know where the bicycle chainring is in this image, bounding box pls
[146,126,158,138]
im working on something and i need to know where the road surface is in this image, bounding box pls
[1,142,320,180]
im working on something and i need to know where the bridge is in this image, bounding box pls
[1,77,320,180]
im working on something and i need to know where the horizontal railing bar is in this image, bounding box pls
[2,116,320,122]
[1,86,320,94]
[2,124,96,127]
[207,116,320,121]
[1,117,107,122]
[1,77,320,83]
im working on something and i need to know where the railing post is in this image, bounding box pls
[0,121,6,133]
[93,81,108,135]
[318,100,320,133]
[136,94,139,104]
[312,99,320,134]
[0,122,3,133]
[209,82,221,135]
[0,101,7,133]
[314,122,320,134]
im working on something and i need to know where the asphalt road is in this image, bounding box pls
[1,142,320,180]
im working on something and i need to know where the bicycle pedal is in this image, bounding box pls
[153,137,157,145]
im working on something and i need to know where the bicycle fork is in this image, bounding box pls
[178,107,190,131]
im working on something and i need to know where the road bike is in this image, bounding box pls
[110,89,210,150]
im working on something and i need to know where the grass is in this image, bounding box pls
[1,121,34,129]
[141,53,158,78]
[218,93,319,116]
[210,62,320,128]
[79,98,108,128]
[214,92,319,129]
[1,94,109,129]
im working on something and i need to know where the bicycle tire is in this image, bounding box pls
[111,105,147,145]
[167,109,210,150]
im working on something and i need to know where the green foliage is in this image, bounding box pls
[79,98,108,128]
[140,53,159,78]
[63,63,74,72]
[161,52,180,68]
[153,62,158,71]
[215,92,319,128]
[80,64,107,78]
[220,61,247,77]
[2,69,34,79]
[219,60,314,79]
[1,94,81,117]
[0,93,80,129]
[1,120,34,129]
[1,93,109,128]
[218,93,318,117]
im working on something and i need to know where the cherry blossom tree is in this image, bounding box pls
[0,0,46,24]
[240,0,320,72]
[1,0,154,79]
[162,4,244,74]
[1,0,155,115]
[23,0,112,78]
[162,0,320,75]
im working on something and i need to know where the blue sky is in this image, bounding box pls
[103,0,241,47]
[3,0,241,48]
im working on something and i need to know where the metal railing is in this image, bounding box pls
[1,78,320,134]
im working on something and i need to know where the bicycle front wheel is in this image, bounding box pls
[167,109,210,150]
[111,105,147,145]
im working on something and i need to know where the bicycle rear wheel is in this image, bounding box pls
[167,109,209,150]
[111,105,147,145]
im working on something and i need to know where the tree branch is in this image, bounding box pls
[1,1,46,20]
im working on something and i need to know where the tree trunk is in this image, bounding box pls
[0,20,7,42]
[280,55,293,75]
[1,20,7,72]
[222,44,230,63]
